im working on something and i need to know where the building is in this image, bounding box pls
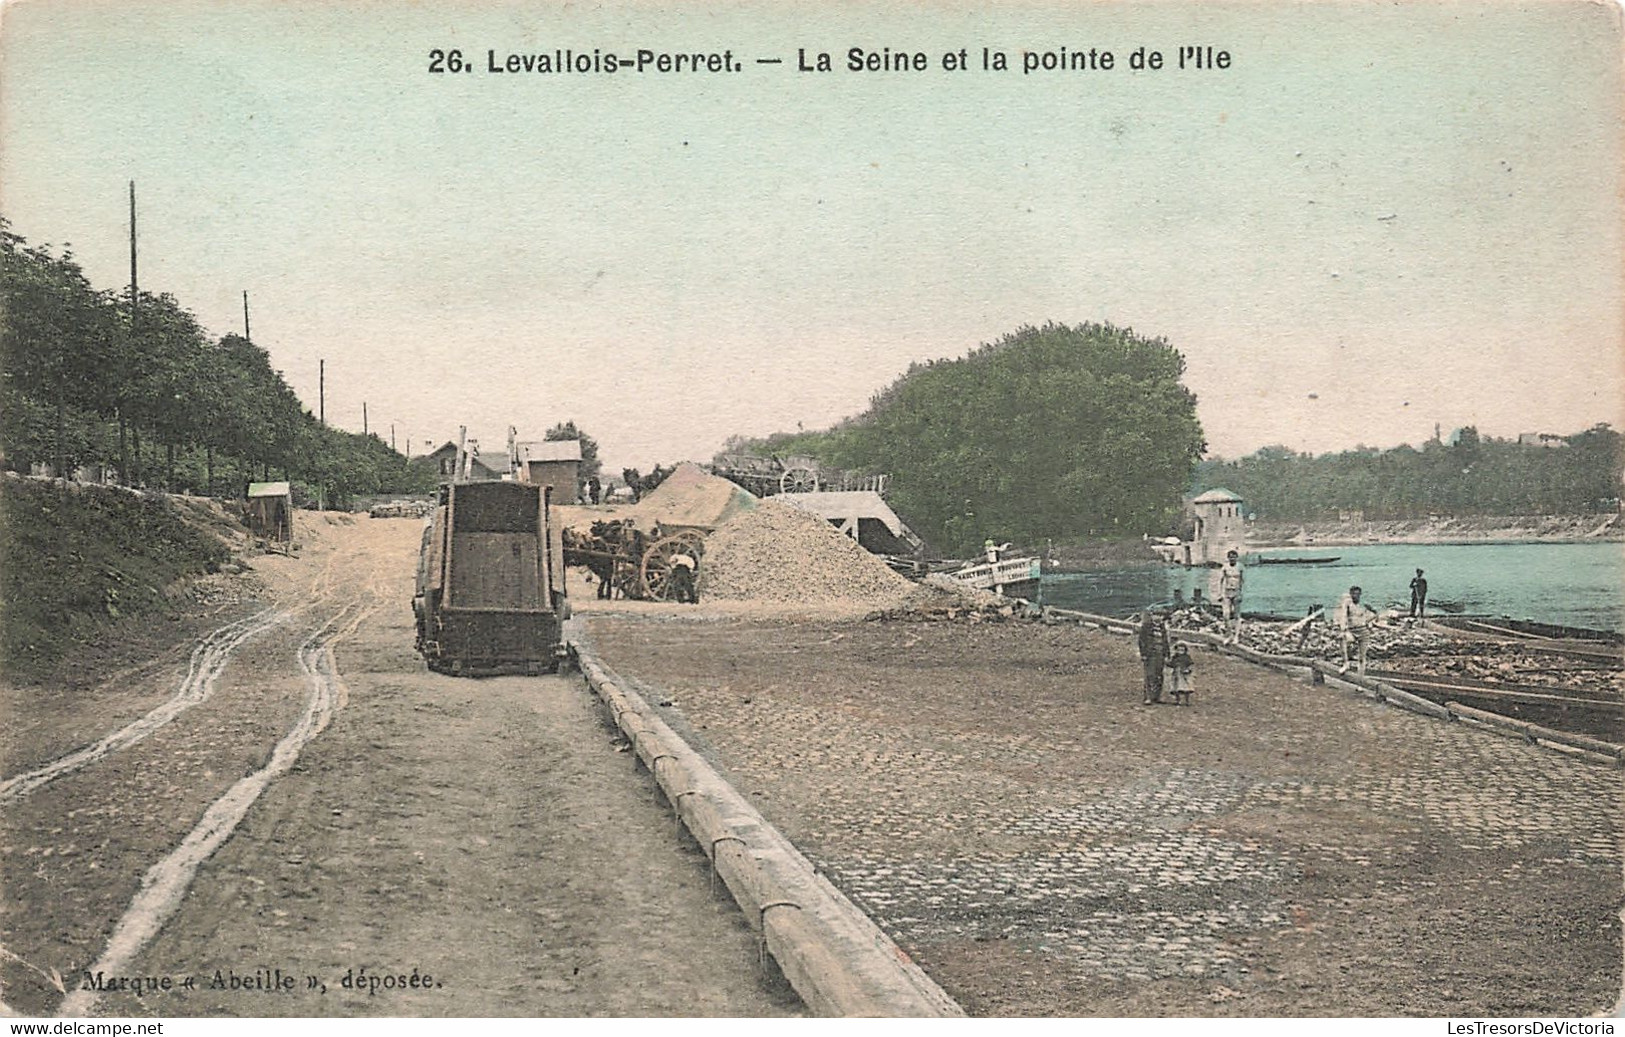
[514,440,582,503]
[777,490,924,555]
[1189,487,1246,565]
[245,481,293,544]
[419,442,506,483]
[1517,432,1568,449]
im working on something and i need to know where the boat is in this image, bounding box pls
[1253,555,1341,565]
[1437,616,1623,645]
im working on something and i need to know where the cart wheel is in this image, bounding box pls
[779,465,820,494]
[642,534,702,602]
[672,530,706,559]
[611,559,644,600]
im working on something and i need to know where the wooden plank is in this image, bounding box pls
[1445,701,1625,759]
[1374,676,1621,711]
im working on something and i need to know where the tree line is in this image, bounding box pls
[0,218,432,507]
[720,322,1207,553]
[1194,425,1624,521]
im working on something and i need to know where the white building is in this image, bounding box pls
[1189,487,1246,565]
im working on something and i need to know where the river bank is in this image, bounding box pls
[1247,513,1621,547]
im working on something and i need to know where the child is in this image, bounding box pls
[1167,641,1195,705]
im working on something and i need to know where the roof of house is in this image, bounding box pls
[247,481,291,498]
[418,441,508,475]
[1191,488,1244,504]
[516,439,583,463]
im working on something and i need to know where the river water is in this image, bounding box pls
[1038,542,1625,633]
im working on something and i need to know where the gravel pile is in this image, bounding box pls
[700,499,914,607]
[636,462,757,529]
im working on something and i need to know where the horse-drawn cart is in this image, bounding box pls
[563,519,708,601]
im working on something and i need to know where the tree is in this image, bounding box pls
[1,217,430,503]
[721,322,1207,552]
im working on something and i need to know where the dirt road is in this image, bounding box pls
[1,515,799,1017]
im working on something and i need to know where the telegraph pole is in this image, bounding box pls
[242,291,250,340]
[120,181,139,484]
[319,359,325,425]
[129,182,138,313]
[363,402,368,436]
[391,424,396,451]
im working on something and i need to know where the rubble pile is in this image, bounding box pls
[1151,607,1623,696]
[866,599,1022,622]
[1398,649,1623,696]
[1162,609,1452,661]
[368,499,434,519]
[700,499,914,607]
[865,574,1026,621]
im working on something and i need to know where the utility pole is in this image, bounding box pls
[319,359,325,425]
[120,181,139,485]
[363,402,368,436]
[129,182,139,312]
[242,291,251,340]
[391,423,396,451]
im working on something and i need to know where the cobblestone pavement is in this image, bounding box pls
[589,616,1623,1016]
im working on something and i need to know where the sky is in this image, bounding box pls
[1,0,1620,471]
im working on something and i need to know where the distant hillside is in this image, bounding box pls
[1195,426,1623,522]
[1248,513,1622,546]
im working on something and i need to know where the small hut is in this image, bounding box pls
[515,440,582,502]
[246,481,293,546]
[1190,487,1245,565]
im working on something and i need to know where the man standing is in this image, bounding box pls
[1137,607,1170,705]
[1409,568,1428,618]
[1335,585,1377,674]
[1215,549,1245,643]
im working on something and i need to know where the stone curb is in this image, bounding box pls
[568,638,965,1018]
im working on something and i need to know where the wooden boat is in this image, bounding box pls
[1253,555,1341,565]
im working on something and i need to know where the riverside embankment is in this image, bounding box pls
[584,610,1622,1017]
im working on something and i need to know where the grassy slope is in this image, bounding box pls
[0,476,235,683]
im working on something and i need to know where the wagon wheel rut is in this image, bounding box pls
[3,516,798,1018]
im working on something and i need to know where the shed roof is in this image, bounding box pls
[1191,487,1244,504]
[778,491,910,537]
[247,481,291,498]
[517,440,583,463]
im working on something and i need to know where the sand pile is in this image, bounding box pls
[700,498,914,607]
[634,463,757,529]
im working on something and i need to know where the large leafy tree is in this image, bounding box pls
[725,322,1207,552]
